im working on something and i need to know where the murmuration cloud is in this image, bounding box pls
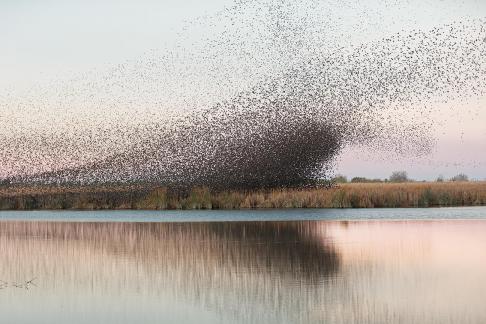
[1,1,485,189]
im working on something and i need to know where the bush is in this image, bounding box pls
[350,177,383,183]
[451,174,468,182]
[389,171,408,183]
[333,175,348,183]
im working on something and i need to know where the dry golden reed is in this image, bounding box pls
[1,181,485,210]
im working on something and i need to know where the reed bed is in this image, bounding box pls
[0,182,485,210]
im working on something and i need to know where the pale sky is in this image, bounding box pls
[1,0,485,180]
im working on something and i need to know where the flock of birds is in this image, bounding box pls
[0,0,485,189]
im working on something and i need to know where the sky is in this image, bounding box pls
[1,0,485,181]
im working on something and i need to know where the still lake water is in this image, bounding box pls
[1,207,485,324]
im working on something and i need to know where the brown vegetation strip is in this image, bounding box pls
[0,182,485,210]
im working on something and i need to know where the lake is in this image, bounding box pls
[1,207,485,323]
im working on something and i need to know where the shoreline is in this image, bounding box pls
[1,181,485,210]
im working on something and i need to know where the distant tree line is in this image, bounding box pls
[333,171,472,183]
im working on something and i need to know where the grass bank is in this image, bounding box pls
[1,181,485,210]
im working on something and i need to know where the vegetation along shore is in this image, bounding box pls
[0,180,485,210]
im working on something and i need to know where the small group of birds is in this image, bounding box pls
[0,278,37,290]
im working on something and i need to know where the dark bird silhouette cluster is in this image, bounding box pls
[0,0,485,190]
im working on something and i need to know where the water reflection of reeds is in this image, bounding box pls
[1,220,485,324]
[0,221,340,324]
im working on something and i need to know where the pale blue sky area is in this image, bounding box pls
[0,0,232,88]
[1,0,485,89]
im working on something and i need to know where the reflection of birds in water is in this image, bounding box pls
[0,221,339,323]
[0,1,485,189]
[0,221,339,280]
[202,222,340,278]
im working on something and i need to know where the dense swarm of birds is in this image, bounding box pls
[0,0,485,190]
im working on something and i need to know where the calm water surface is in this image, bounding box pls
[1,207,485,324]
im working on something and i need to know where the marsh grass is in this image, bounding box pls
[0,181,485,210]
